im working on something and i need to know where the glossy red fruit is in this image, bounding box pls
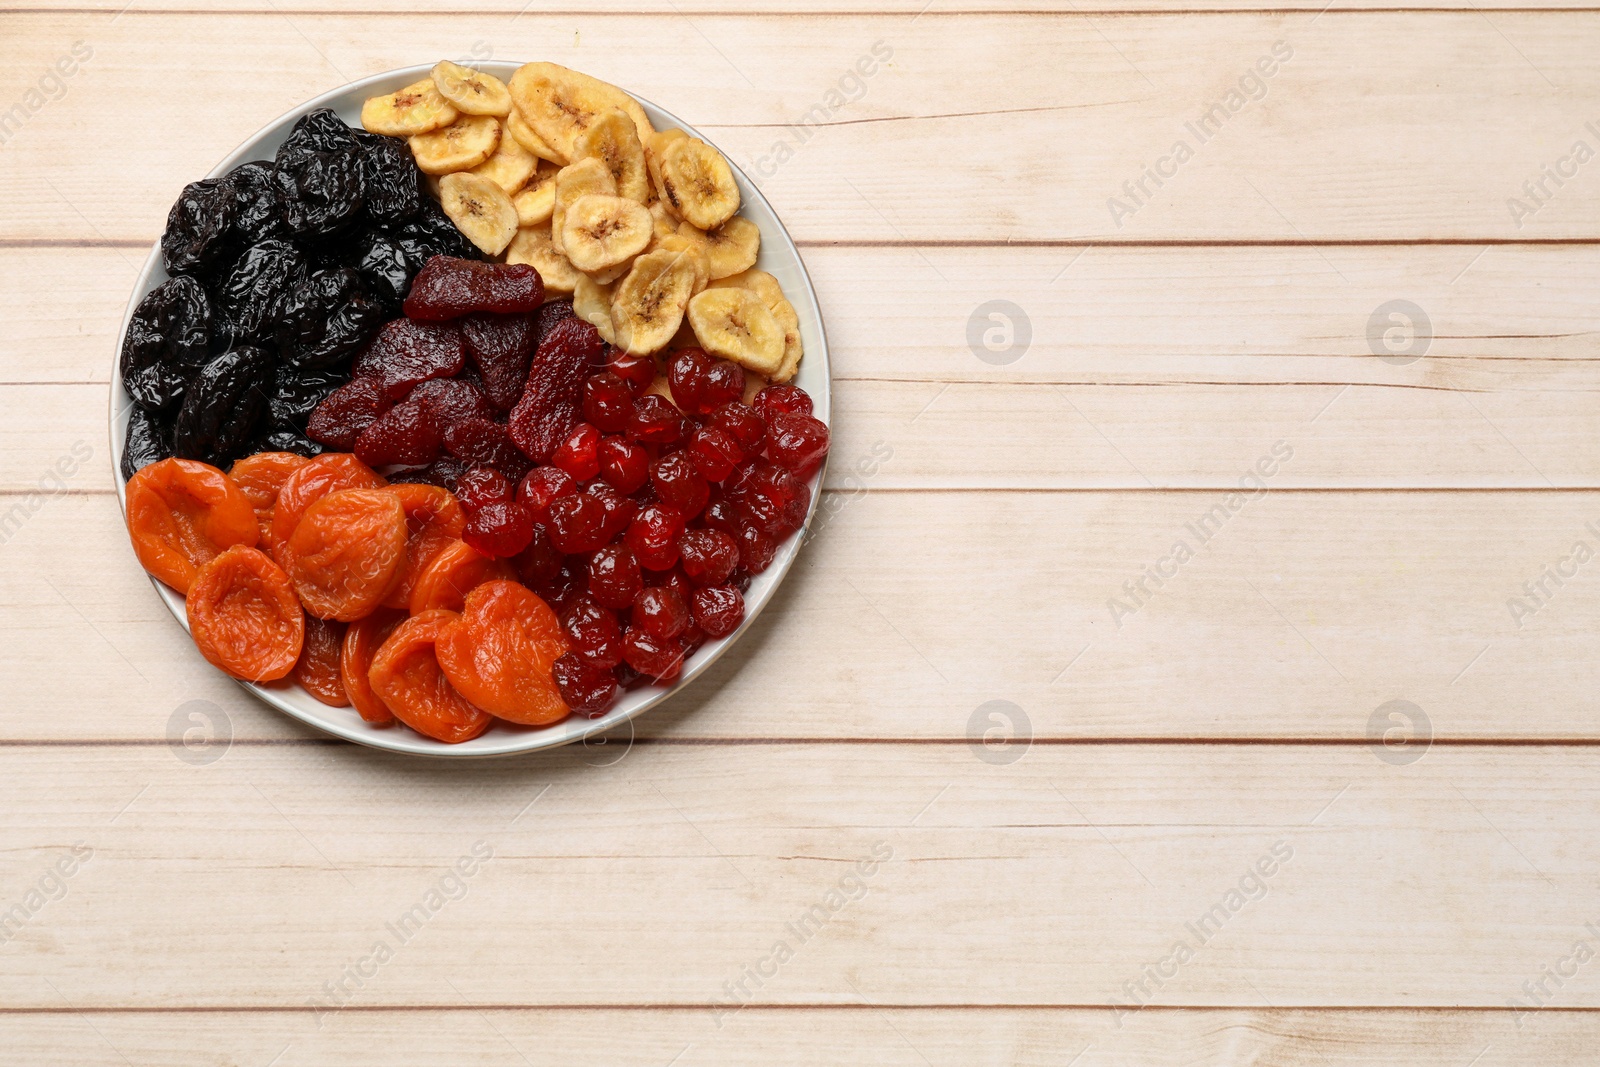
[546,492,609,554]
[752,383,813,422]
[531,556,586,614]
[561,594,623,669]
[734,523,778,574]
[553,422,601,482]
[598,436,648,494]
[403,256,544,320]
[552,651,620,716]
[586,481,638,541]
[587,545,643,611]
[608,351,656,398]
[583,372,634,433]
[691,585,745,638]
[352,319,467,400]
[622,624,685,682]
[442,417,533,481]
[687,425,740,482]
[703,496,739,536]
[702,359,745,411]
[512,524,563,587]
[649,564,695,605]
[625,504,683,571]
[460,311,539,409]
[353,396,443,467]
[463,500,535,558]
[766,411,830,476]
[650,452,709,519]
[667,347,714,415]
[307,376,392,450]
[709,402,766,458]
[455,465,513,511]
[628,394,690,447]
[678,528,739,587]
[509,317,605,463]
[632,585,689,641]
[517,464,577,523]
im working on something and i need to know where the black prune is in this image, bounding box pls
[254,425,326,458]
[275,268,386,369]
[120,276,212,413]
[343,229,412,309]
[277,108,362,161]
[267,362,345,429]
[391,198,484,275]
[224,160,284,247]
[161,177,237,276]
[121,405,174,481]
[274,148,364,242]
[214,238,307,345]
[174,345,274,465]
[352,130,422,226]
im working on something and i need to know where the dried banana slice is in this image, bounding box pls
[438,172,519,256]
[560,195,653,273]
[551,157,616,255]
[645,129,689,217]
[611,249,699,355]
[430,61,513,118]
[506,108,565,164]
[648,201,678,246]
[506,225,584,293]
[408,114,500,175]
[508,62,656,166]
[687,287,785,375]
[711,269,802,378]
[574,274,617,344]
[571,108,651,203]
[653,233,709,295]
[362,78,459,136]
[657,136,739,230]
[512,165,558,226]
[678,216,759,280]
[468,120,538,193]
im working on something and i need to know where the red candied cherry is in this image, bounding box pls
[681,622,707,652]
[553,652,620,716]
[650,452,709,519]
[703,496,739,536]
[678,528,739,587]
[587,545,643,611]
[584,372,635,433]
[629,394,690,447]
[586,480,638,541]
[667,347,713,415]
[710,402,766,458]
[546,492,610,554]
[562,594,623,669]
[553,422,601,482]
[513,524,563,586]
[609,351,656,398]
[518,464,576,523]
[687,425,740,483]
[701,359,745,412]
[730,461,807,537]
[692,585,745,638]
[765,411,830,476]
[734,523,778,574]
[455,465,513,512]
[622,625,685,683]
[598,435,649,494]
[463,500,535,558]
[648,564,695,605]
[625,504,683,571]
[753,383,813,422]
[533,557,587,614]
[632,585,690,641]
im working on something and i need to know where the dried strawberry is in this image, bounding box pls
[443,417,533,480]
[403,257,544,321]
[307,376,392,450]
[410,376,493,425]
[532,298,576,347]
[353,397,444,467]
[352,318,466,400]
[460,311,539,410]
[508,317,604,463]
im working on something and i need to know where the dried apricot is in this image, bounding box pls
[126,457,259,594]
[342,608,406,724]
[437,580,570,726]
[382,483,466,609]
[185,545,304,681]
[407,538,515,614]
[369,609,493,743]
[229,451,310,542]
[269,452,386,562]
[294,615,349,706]
[286,488,409,621]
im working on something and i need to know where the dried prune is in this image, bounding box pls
[352,318,465,398]
[276,268,386,369]
[403,257,544,321]
[410,376,493,425]
[354,397,444,468]
[443,417,533,480]
[121,275,212,411]
[508,317,604,463]
[307,376,392,451]
[352,129,422,225]
[224,160,284,247]
[460,312,539,410]
[392,199,483,275]
[267,363,344,429]
[215,239,307,345]
[278,108,362,160]
[343,229,411,310]
[161,177,237,275]
[174,345,274,465]
[121,405,173,480]
[254,426,325,459]
[274,146,364,241]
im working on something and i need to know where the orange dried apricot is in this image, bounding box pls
[381,483,466,610]
[229,451,310,543]
[286,488,409,621]
[126,457,259,594]
[185,545,304,682]
[407,538,515,614]
[268,453,386,562]
[369,609,493,743]
[294,615,349,707]
[342,608,406,725]
[437,580,570,726]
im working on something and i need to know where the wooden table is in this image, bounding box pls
[3,2,1597,1062]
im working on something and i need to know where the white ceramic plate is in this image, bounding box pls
[111,63,830,758]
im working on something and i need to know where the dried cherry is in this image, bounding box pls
[463,500,536,559]
[691,585,744,638]
[552,652,619,717]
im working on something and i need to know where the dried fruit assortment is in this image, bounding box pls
[121,60,826,744]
